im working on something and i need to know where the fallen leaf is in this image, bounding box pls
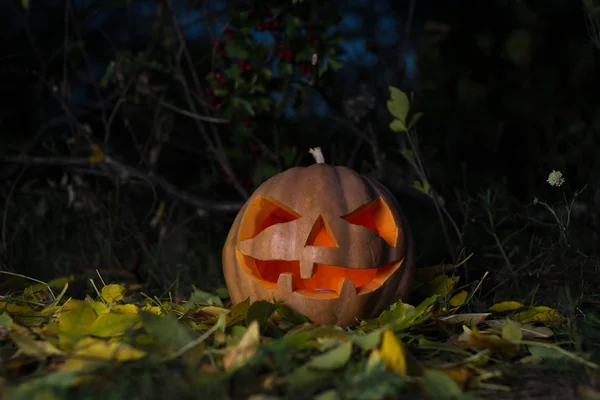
[439,366,473,389]
[513,306,562,324]
[86,311,141,338]
[223,320,260,371]
[483,320,553,339]
[459,326,518,356]
[9,326,64,360]
[379,329,407,376]
[489,301,523,312]
[438,313,490,326]
[58,300,97,335]
[351,329,382,351]
[449,290,468,307]
[100,284,125,303]
[306,340,353,370]
[501,319,523,341]
[61,337,146,372]
[422,369,465,399]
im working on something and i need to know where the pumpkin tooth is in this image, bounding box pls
[337,278,357,301]
[299,260,315,279]
[276,273,294,295]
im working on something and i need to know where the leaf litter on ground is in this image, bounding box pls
[0,268,597,400]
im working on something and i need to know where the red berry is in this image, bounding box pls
[215,102,222,110]
[226,176,233,184]
[244,63,253,71]
[271,20,280,29]
[215,72,225,84]
[257,24,265,32]
[205,87,214,95]
[239,59,246,67]
[265,9,273,18]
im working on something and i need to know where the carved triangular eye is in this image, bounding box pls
[341,198,398,247]
[238,195,300,241]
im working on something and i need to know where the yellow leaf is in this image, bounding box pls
[142,304,162,315]
[489,301,523,312]
[458,326,518,356]
[0,302,46,327]
[449,290,468,307]
[87,311,141,338]
[91,302,109,316]
[9,325,64,360]
[379,329,407,376]
[89,144,104,163]
[58,300,97,335]
[439,366,472,389]
[223,320,260,372]
[502,319,523,341]
[112,304,138,314]
[200,306,230,316]
[513,306,561,324]
[61,337,146,372]
[100,284,125,303]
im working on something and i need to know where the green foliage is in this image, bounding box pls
[0,271,595,399]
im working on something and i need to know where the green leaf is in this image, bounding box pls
[386,86,410,123]
[230,97,255,117]
[351,330,382,351]
[225,40,250,59]
[389,119,407,133]
[278,62,294,77]
[407,112,424,130]
[422,369,465,400]
[227,298,251,327]
[381,295,439,332]
[87,311,140,338]
[138,311,194,352]
[328,57,344,71]
[501,318,523,341]
[0,311,13,328]
[246,300,279,326]
[306,341,353,370]
[528,346,567,360]
[185,287,223,311]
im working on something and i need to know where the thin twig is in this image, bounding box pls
[162,0,248,200]
[0,155,243,213]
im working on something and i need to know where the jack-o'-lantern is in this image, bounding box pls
[222,150,415,327]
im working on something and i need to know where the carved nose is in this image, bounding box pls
[304,215,337,248]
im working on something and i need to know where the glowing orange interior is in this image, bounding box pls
[342,198,398,247]
[236,195,401,298]
[236,250,402,298]
[238,196,300,241]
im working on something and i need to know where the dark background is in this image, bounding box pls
[1,0,599,308]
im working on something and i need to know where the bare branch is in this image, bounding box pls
[0,155,243,214]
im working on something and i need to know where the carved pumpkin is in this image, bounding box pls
[222,157,415,327]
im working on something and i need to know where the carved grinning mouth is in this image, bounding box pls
[235,250,403,299]
[235,194,403,299]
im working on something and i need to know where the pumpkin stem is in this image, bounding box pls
[309,147,325,164]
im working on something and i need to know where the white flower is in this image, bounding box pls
[546,170,565,187]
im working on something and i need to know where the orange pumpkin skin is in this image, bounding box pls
[222,163,415,327]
